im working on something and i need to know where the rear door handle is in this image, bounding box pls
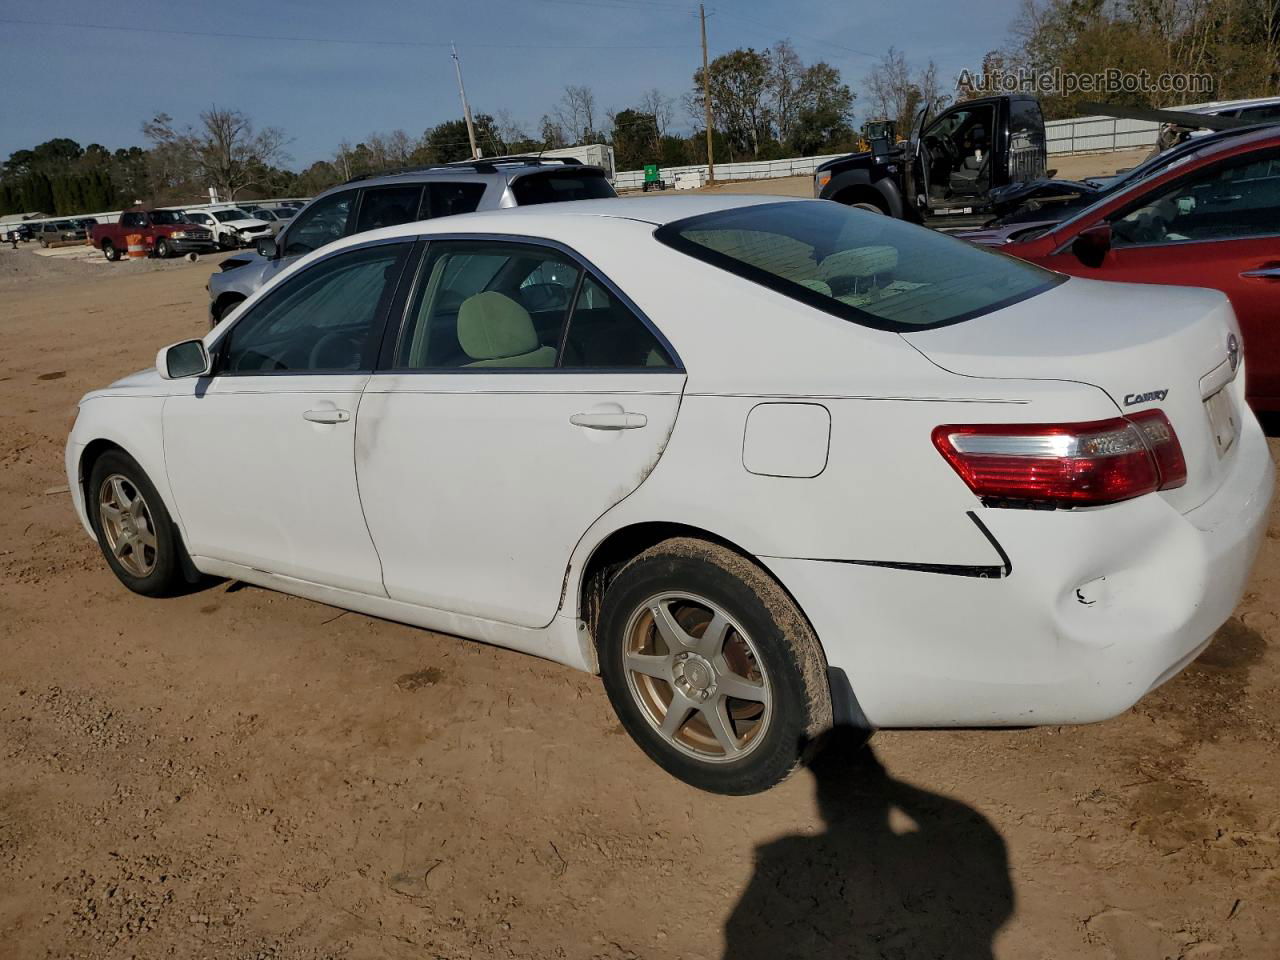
[569,412,647,430]
[303,408,351,424]
[1241,266,1280,279]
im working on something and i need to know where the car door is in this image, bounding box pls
[1042,148,1280,404]
[356,237,686,628]
[163,239,414,594]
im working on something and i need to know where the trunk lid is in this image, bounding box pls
[902,276,1244,513]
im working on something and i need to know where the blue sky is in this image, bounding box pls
[0,0,1023,168]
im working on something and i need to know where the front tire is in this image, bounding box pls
[598,537,832,795]
[87,450,185,597]
[154,237,170,258]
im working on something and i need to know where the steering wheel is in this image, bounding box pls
[308,330,363,370]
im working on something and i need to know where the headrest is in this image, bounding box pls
[818,245,899,281]
[457,292,539,360]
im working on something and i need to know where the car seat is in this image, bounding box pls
[457,291,557,368]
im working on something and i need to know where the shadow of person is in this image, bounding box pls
[723,730,1013,959]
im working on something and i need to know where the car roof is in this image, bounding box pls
[430,193,799,227]
[1171,123,1280,161]
[311,160,610,197]
[299,194,805,265]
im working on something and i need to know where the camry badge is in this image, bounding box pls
[1124,389,1168,406]
[1228,334,1240,373]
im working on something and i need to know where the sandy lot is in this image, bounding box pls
[1,234,1277,960]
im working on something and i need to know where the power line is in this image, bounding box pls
[0,16,694,50]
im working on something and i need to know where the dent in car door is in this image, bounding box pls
[356,373,683,627]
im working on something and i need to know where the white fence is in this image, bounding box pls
[614,154,845,191]
[1045,115,1159,156]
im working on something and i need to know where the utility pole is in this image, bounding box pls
[699,4,715,183]
[451,42,481,160]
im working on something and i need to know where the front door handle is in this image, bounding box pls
[303,408,351,424]
[1241,266,1280,279]
[569,411,647,430]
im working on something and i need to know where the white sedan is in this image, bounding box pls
[65,196,1273,794]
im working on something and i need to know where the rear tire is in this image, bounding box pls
[212,295,245,323]
[87,450,186,597]
[102,241,120,262]
[598,537,832,795]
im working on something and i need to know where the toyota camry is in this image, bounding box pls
[65,196,1273,794]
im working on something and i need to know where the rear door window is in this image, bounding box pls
[510,169,615,205]
[354,185,423,233]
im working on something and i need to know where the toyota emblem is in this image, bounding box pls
[1228,334,1241,373]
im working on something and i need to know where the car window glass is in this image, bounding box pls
[658,200,1058,330]
[1238,104,1280,122]
[561,277,673,368]
[396,241,579,370]
[283,191,354,257]
[355,185,423,233]
[220,242,408,374]
[510,170,615,205]
[122,212,146,228]
[1111,150,1280,246]
[421,181,486,218]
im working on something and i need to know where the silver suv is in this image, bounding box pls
[207,158,615,324]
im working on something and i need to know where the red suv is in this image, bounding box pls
[986,127,1280,411]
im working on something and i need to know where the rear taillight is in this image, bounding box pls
[932,412,1186,508]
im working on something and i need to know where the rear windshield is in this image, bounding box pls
[511,169,616,205]
[654,201,1061,331]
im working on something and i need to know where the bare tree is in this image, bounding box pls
[146,106,288,199]
[639,88,674,139]
[864,48,947,133]
[769,40,805,144]
[553,85,598,144]
[493,109,529,148]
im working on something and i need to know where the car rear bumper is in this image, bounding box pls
[764,415,1273,728]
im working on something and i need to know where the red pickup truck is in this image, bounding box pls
[91,209,219,261]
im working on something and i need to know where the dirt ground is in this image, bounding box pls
[1,219,1278,960]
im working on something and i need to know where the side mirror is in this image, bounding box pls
[1071,222,1112,269]
[256,236,277,258]
[157,339,212,380]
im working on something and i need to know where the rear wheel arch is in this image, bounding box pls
[832,184,890,214]
[576,522,823,663]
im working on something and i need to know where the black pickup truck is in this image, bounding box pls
[814,94,1048,229]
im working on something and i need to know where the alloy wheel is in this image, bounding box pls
[622,592,772,762]
[97,474,158,577]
